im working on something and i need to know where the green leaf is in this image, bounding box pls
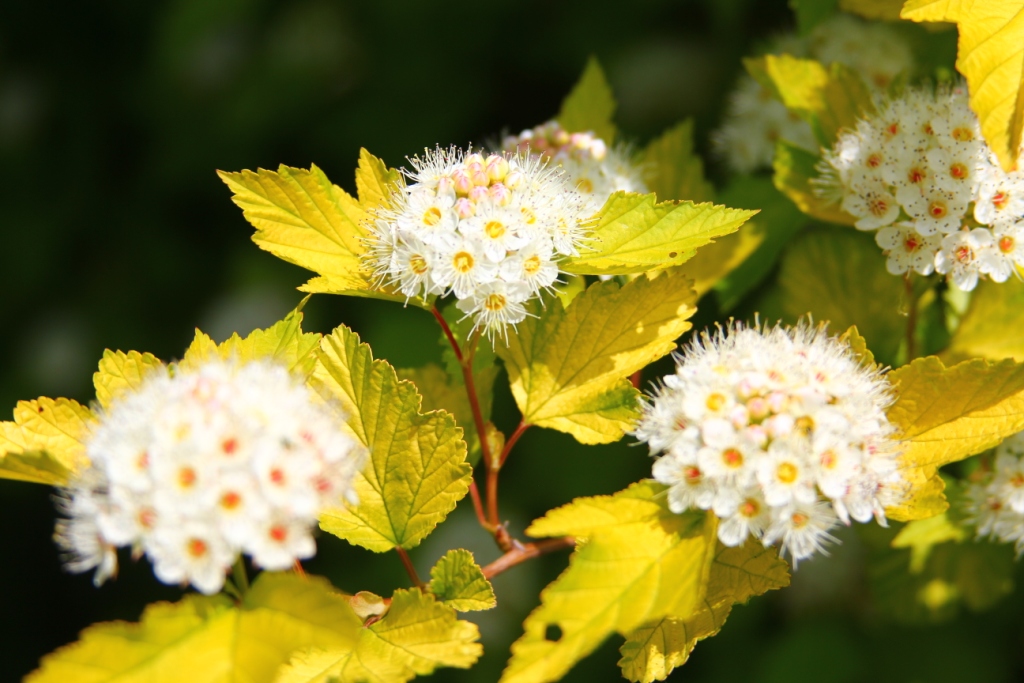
[313,325,471,551]
[355,148,402,210]
[0,397,94,485]
[496,269,697,445]
[180,307,322,378]
[773,141,856,227]
[502,483,718,683]
[838,0,904,20]
[618,540,790,683]
[747,55,874,147]
[641,120,714,204]
[790,0,839,33]
[26,573,362,683]
[713,176,807,311]
[278,588,482,683]
[93,350,164,410]
[429,549,497,611]
[777,227,904,366]
[561,192,758,276]
[942,276,1024,364]
[557,57,617,143]
[902,0,1024,172]
[886,356,1024,520]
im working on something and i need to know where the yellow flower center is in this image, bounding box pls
[453,251,474,273]
[422,206,442,226]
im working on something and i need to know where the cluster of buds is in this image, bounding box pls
[55,359,366,594]
[635,323,904,566]
[501,120,648,215]
[367,147,589,338]
[819,84,1024,291]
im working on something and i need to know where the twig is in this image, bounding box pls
[396,547,425,588]
[481,537,576,580]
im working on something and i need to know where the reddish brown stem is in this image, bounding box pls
[630,370,642,389]
[395,547,424,588]
[499,421,531,468]
[292,560,306,578]
[486,467,500,527]
[468,479,493,531]
[432,305,464,364]
[481,537,576,580]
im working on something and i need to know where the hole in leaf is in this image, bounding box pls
[544,624,562,642]
[668,252,678,258]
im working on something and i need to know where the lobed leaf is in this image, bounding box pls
[429,549,497,612]
[278,589,482,683]
[26,573,362,683]
[0,397,94,485]
[496,270,697,445]
[902,0,1024,172]
[502,484,718,683]
[354,148,402,211]
[562,192,757,276]
[313,325,471,551]
[93,350,164,410]
[618,540,790,682]
[557,57,617,143]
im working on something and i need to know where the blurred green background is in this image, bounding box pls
[2,0,1023,680]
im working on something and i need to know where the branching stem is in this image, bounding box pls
[481,537,576,580]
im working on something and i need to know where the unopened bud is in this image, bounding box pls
[486,155,509,182]
[489,183,512,206]
[455,197,475,218]
[469,186,490,203]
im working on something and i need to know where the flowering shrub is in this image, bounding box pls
[7,2,1024,682]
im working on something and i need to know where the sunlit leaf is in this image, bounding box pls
[942,276,1024,363]
[902,0,1024,171]
[429,549,496,612]
[313,325,471,551]
[496,270,697,445]
[557,57,617,143]
[355,148,402,210]
[618,540,790,682]
[0,398,94,485]
[93,350,164,410]
[501,483,718,683]
[561,192,757,276]
[26,573,362,683]
[278,589,482,683]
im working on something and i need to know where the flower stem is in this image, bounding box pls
[396,547,425,589]
[481,537,576,580]
[232,557,250,595]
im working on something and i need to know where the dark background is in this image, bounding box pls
[2,0,1023,681]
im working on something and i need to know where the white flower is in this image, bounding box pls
[875,223,940,275]
[637,322,902,567]
[935,228,994,291]
[959,432,1024,554]
[366,147,588,338]
[55,358,367,594]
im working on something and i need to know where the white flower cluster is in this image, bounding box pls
[55,359,366,594]
[367,147,588,338]
[819,85,1024,291]
[635,323,904,567]
[714,14,914,174]
[501,120,648,215]
[962,432,1024,555]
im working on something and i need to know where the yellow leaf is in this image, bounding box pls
[93,350,164,410]
[428,549,497,611]
[891,512,968,573]
[562,192,757,276]
[886,355,1024,520]
[354,148,402,210]
[557,57,617,143]
[942,276,1024,363]
[773,141,857,226]
[0,397,94,484]
[179,307,321,378]
[278,589,482,683]
[618,541,790,683]
[902,0,1024,171]
[502,484,718,683]
[313,325,471,551]
[496,270,697,445]
[27,573,362,683]
[641,120,715,204]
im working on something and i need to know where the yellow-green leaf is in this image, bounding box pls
[641,120,714,204]
[557,57,617,143]
[502,484,718,683]
[93,350,164,410]
[27,573,362,683]
[618,540,790,683]
[942,276,1024,363]
[278,589,482,683]
[313,325,470,551]
[778,227,904,366]
[355,148,402,210]
[562,192,757,276]
[0,397,94,484]
[179,308,322,378]
[773,141,856,226]
[429,549,497,611]
[839,0,904,20]
[891,512,968,573]
[886,355,1024,520]
[902,0,1024,171]
[496,270,697,445]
